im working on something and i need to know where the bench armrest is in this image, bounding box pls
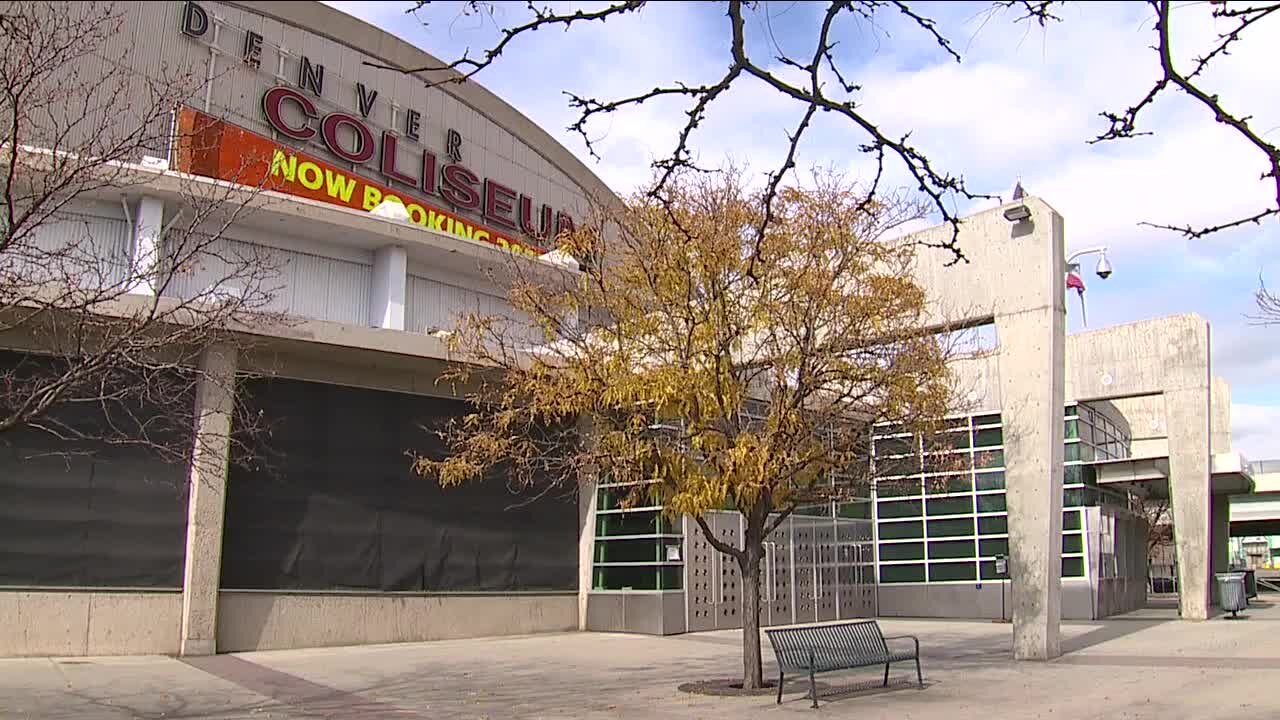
[883,634,920,656]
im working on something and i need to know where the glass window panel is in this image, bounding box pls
[926,496,973,516]
[944,417,970,430]
[1063,464,1082,485]
[1082,465,1098,486]
[974,450,1004,469]
[927,517,974,537]
[594,538,660,564]
[877,477,922,497]
[1062,557,1085,578]
[1063,510,1081,531]
[938,430,971,450]
[1065,404,1077,418]
[877,454,922,476]
[1064,443,1081,462]
[975,470,1005,491]
[1065,419,1079,440]
[875,436,916,456]
[976,493,1007,513]
[1064,487,1084,507]
[660,566,683,590]
[879,542,925,561]
[596,510,670,536]
[980,559,1008,580]
[593,565,660,590]
[928,539,975,559]
[1080,444,1095,462]
[927,474,973,495]
[979,538,1009,557]
[878,499,923,519]
[880,564,926,583]
[974,428,1003,448]
[929,561,977,581]
[838,501,872,519]
[1063,534,1084,554]
[978,515,1009,535]
[878,520,924,540]
[923,452,969,474]
[974,413,1001,426]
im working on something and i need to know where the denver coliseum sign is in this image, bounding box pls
[176,2,576,257]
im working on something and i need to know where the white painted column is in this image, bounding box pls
[995,209,1066,661]
[369,245,407,330]
[180,343,238,656]
[128,196,165,295]
[577,417,598,630]
[1163,316,1212,620]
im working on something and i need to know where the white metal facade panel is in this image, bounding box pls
[14,209,133,289]
[169,236,371,326]
[406,274,538,343]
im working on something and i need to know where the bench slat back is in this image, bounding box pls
[765,620,888,670]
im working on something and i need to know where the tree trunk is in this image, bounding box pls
[739,540,764,689]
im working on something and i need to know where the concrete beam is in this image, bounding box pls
[179,343,238,656]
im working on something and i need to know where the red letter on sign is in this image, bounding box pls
[556,211,576,239]
[262,86,317,141]
[440,164,480,211]
[519,195,553,240]
[320,112,375,164]
[483,180,518,230]
[380,132,417,188]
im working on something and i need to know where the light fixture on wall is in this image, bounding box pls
[1003,204,1031,223]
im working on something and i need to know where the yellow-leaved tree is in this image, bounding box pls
[415,168,956,690]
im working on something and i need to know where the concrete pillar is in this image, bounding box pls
[1163,317,1212,620]
[994,209,1066,661]
[127,196,165,295]
[179,343,238,656]
[369,245,407,330]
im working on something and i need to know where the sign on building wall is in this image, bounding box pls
[175,1,579,257]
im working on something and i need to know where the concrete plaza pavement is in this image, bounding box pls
[2,598,1278,719]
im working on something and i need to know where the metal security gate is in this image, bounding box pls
[684,510,875,632]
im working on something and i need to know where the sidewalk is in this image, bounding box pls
[4,600,1279,719]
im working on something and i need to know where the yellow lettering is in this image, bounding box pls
[452,220,474,241]
[362,185,383,211]
[324,169,356,203]
[297,162,323,190]
[269,150,297,182]
[496,237,510,250]
[473,230,490,243]
[427,211,446,232]
[406,204,427,225]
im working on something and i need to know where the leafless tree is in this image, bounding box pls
[1254,277,1280,325]
[367,0,1279,255]
[1,2,286,467]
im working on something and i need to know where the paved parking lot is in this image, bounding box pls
[3,600,1279,719]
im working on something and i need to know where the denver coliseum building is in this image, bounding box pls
[1,1,1248,659]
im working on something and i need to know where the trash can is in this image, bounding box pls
[1244,570,1258,600]
[1216,573,1248,618]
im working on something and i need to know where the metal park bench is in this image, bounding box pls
[766,620,923,708]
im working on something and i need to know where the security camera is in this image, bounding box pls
[1096,254,1113,279]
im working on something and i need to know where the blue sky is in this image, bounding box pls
[327,1,1280,459]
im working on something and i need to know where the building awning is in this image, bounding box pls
[1091,452,1254,498]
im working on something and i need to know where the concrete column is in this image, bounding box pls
[369,245,407,330]
[1164,317,1212,620]
[997,303,1066,659]
[179,343,238,656]
[127,196,165,295]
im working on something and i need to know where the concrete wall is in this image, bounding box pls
[217,592,578,652]
[876,581,1095,621]
[0,591,182,656]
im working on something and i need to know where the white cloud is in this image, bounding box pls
[1233,403,1280,461]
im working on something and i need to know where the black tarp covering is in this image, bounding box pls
[221,377,578,592]
[0,350,190,587]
